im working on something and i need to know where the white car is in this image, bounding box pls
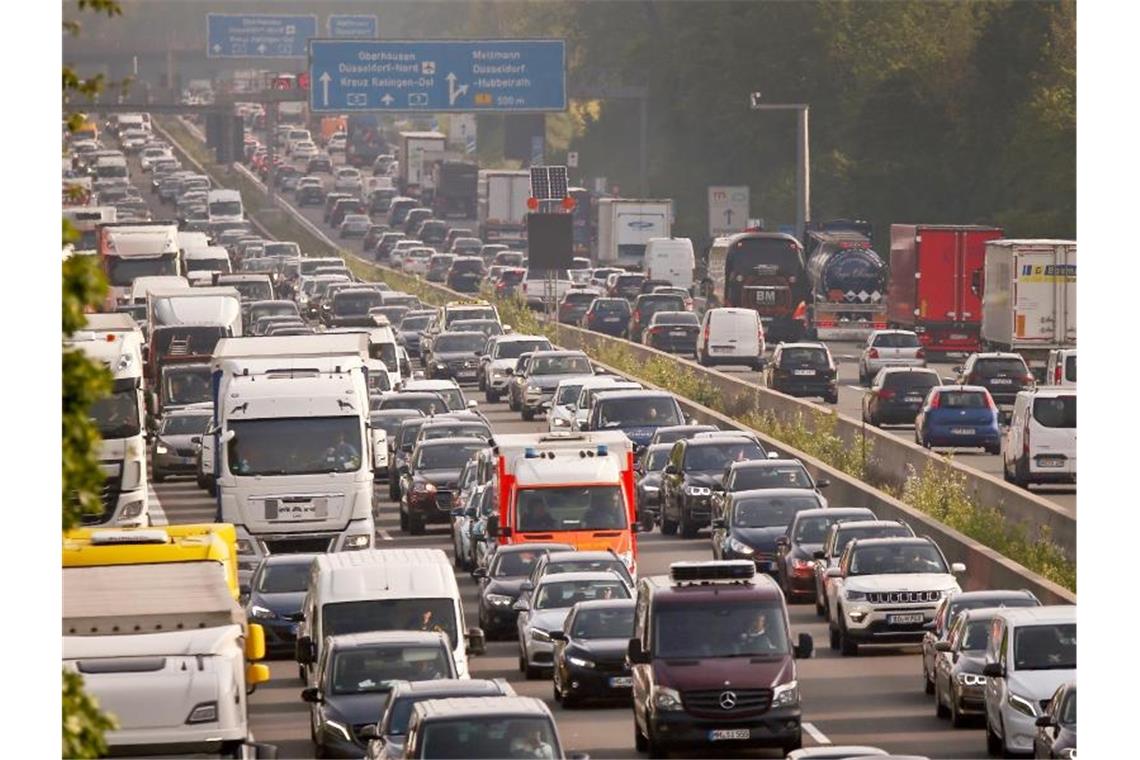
[333,167,363,194]
[403,247,436,277]
[138,147,173,172]
[481,335,554,403]
[826,536,963,657]
[547,378,590,432]
[697,307,765,370]
[1003,388,1076,487]
[570,377,642,431]
[858,329,927,385]
[326,133,346,154]
[983,606,1076,757]
[390,239,425,269]
[292,141,319,161]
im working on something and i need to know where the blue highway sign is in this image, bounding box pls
[207,13,317,59]
[308,39,566,113]
[328,14,378,38]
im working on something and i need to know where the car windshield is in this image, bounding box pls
[637,296,684,314]
[369,342,400,370]
[416,443,483,470]
[1014,623,1076,670]
[794,515,844,544]
[573,606,635,639]
[323,599,458,653]
[516,485,628,532]
[452,259,483,274]
[555,384,584,405]
[430,256,456,269]
[531,355,592,376]
[162,366,212,406]
[421,424,490,442]
[645,448,672,471]
[546,560,632,587]
[683,442,765,471]
[400,315,432,331]
[831,526,911,557]
[596,397,682,429]
[960,621,992,651]
[421,717,558,760]
[496,340,550,359]
[334,291,384,315]
[160,413,210,436]
[732,495,820,528]
[384,396,447,416]
[435,334,487,353]
[849,543,947,575]
[89,388,141,439]
[1032,395,1076,428]
[975,358,1028,377]
[654,602,790,658]
[331,646,451,695]
[873,333,920,348]
[781,348,830,368]
[732,465,812,490]
[227,417,362,475]
[492,549,546,578]
[939,391,988,408]
[535,579,630,609]
[257,561,311,593]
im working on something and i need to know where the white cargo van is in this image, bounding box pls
[1044,348,1076,387]
[1003,388,1076,487]
[207,189,244,226]
[130,275,189,305]
[698,307,766,370]
[644,237,695,291]
[183,245,233,274]
[295,549,484,685]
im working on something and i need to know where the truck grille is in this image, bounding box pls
[866,590,941,604]
[78,468,122,525]
[263,536,336,554]
[683,688,772,715]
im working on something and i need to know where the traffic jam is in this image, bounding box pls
[61,71,1076,760]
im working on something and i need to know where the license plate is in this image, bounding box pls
[950,334,968,340]
[270,500,327,521]
[888,613,925,625]
[990,378,1014,384]
[711,346,731,352]
[709,729,750,741]
[604,317,620,323]
[904,396,923,403]
[755,292,777,305]
[757,561,774,573]
[794,369,816,376]
[608,676,633,688]
[670,330,688,336]
[1038,457,1065,468]
[290,623,300,635]
[951,427,975,435]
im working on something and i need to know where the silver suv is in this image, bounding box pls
[858,329,926,385]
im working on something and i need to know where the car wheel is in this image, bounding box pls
[839,618,858,656]
[935,682,949,717]
[389,478,400,502]
[781,732,803,755]
[985,716,1003,756]
[697,352,710,367]
[924,661,934,694]
[828,623,839,650]
[153,471,165,484]
[986,443,1001,455]
[679,512,698,539]
[409,515,425,535]
[950,687,966,728]
[751,358,764,372]
[1014,457,1030,489]
[634,716,648,753]
[647,728,668,759]
[399,508,408,532]
[521,406,535,422]
[640,508,655,533]
[826,392,839,404]
[814,593,825,617]
[524,661,542,680]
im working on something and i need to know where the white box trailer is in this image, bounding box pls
[597,199,674,267]
[981,239,1076,369]
[478,170,531,244]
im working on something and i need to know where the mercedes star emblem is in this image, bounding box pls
[719,691,737,710]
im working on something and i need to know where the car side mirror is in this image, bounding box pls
[358,724,380,740]
[549,630,567,642]
[466,627,486,655]
[567,753,591,760]
[775,536,789,547]
[812,550,826,560]
[471,567,487,579]
[631,521,644,533]
[982,663,1004,678]
[766,452,781,460]
[952,366,963,374]
[1035,715,1056,728]
[934,640,952,652]
[686,416,697,426]
[950,562,966,574]
[467,400,478,409]
[512,599,529,612]
[664,464,679,475]
[627,638,650,665]
[190,436,202,444]
[825,567,842,578]
[711,518,726,530]
[815,478,830,489]
[300,687,323,704]
[520,580,534,592]
[295,636,315,665]
[794,632,814,659]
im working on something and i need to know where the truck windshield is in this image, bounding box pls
[89,388,140,439]
[105,256,179,287]
[162,366,212,406]
[227,417,362,475]
[516,485,628,532]
[322,599,458,654]
[369,342,399,370]
[331,645,452,695]
[185,258,229,273]
[152,327,225,362]
[421,718,558,760]
[654,602,790,658]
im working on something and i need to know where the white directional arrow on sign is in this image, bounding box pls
[380,93,394,106]
[212,43,222,53]
[445,72,469,106]
[319,72,331,107]
[257,43,267,55]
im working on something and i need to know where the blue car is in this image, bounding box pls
[244,553,318,659]
[914,385,1001,454]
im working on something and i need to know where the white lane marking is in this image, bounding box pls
[845,385,866,392]
[803,722,831,745]
[378,528,393,541]
[148,483,168,526]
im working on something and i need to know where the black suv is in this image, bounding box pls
[660,436,768,538]
[862,367,941,426]
[764,342,839,404]
[953,352,1034,419]
[399,437,486,534]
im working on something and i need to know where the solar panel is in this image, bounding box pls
[529,165,569,201]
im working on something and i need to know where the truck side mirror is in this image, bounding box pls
[627,638,649,665]
[245,624,267,661]
[358,725,380,740]
[486,515,499,538]
[794,633,814,659]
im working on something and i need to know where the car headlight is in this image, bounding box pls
[567,655,595,669]
[530,628,552,643]
[185,701,218,724]
[1059,749,1076,760]
[412,482,437,493]
[486,593,514,607]
[845,589,867,602]
[249,604,276,620]
[641,485,659,494]
[155,443,168,454]
[652,686,683,712]
[726,536,755,555]
[771,680,799,708]
[324,718,352,742]
[526,385,543,396]
[956,673,987,687]
[436,362,447,369]
[119,499,145,519]
[1008,691,1038,717]
[343,534,371,550]
[492,368,509,377]
[685,485,711,496]
[552,417,568,427]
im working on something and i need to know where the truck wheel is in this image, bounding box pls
[697,352,710,367]
[153,471,165,484]
[1014,458,1030,489]
[206,479,217,498]
[781,733,803,754]
[486,389,500,403]
[409,515,425,536]
[521,406,535,422]
[815,594,826,617]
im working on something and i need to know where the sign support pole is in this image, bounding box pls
[265,101,277,208]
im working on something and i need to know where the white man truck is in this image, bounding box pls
[211,333,374,590]
[597,199,674,268]
[97,221,181,310]
[489,431,640,579]
[478,169,531,245]
[63,563,273,758]
[981,239,1076,376]
[66,318,149,528]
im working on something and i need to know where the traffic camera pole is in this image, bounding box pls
[750,98,811,239]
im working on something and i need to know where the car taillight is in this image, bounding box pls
[868,348,879,359]
[878,389,896,400]
[928,391,940,409]
[1053,364,1062,384]
[984,390,998,412]
[1022,373,1035,384]
[915,348,925,359]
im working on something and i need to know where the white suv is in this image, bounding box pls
[983,606,1076,756]
[1003,388,1076,487]
[481,335,553,403]
[826,536,964,656]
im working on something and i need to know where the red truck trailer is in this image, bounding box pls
[887,225,1004,354]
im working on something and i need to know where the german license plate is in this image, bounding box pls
[270,500,327,521]
[950,333,968,340]
[990,378,1014,384]
[608,676,633,688]
[951,427,975,435]
[794,369,816,376]
[604,317,620,322]
[671,330,688,336]
[709,729,750,741]
[711,346,731,352]
[888,613,925,625]
[1038,457,1065,468]
[905,395,923,403]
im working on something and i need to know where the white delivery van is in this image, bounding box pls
[130,275,189,305]
[644,237,695,291]
[295,548,484,686]
[698,307,766,370]
[207,189,245,226]
[1003,387,1076,487]
[1044,348,1076,387]
[183,245,233,274]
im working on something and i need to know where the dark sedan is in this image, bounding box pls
[711,488,826,574]
[642,310,700,354]
[399,437,486,534]
[424,331,488,383]
[557,289,602,325]
[445,257,486,293]
[660,436,768,538]
[634,444,673,531]
[245,554,318,658]
[774,507,874,602]
[396,311,435,358]
[551,599,636,706]
[628,293,686,342]
[474,543,575,639]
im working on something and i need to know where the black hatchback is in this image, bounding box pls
[954,352,1034,418]
[581,298,632,338]
[643,311,700,354]
[862,367,942,426]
